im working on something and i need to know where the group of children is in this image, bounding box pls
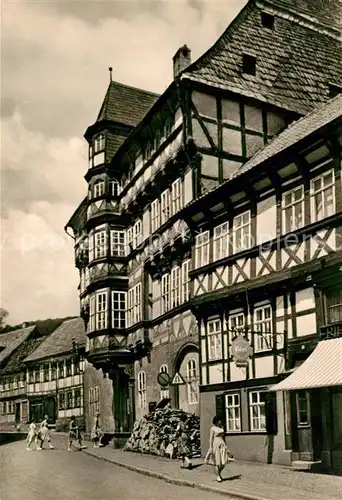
[26,412,104,451]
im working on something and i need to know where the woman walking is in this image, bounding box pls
[206,416,229,482]
[68,415,86,451]
[176,413,192,469]
[26,422,37,451]
[36,415,54,450]
[91,412,104,448]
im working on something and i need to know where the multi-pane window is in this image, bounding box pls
[195,231,210,268]
[126,227,133,254]
[207,319,222,360]
[43,365,50,382]
[59,393,65,410]
[35,368,41,383]
[51,364,57,380]
[109,180,120,197]
[66,390,73,409]
[181,260,191,302]
[94,231,107,259]
[159,365,170,400]
[311,170,335,222]
[296,392,309,425]
[228,312,245,335]
[161,190,171,224]
[249,391,266,431]
[326,288,342,323]
[254,305,272,352]
[161,274,170,314]
[133,220,142,249]
[66,359,72,377]
[74,388,81,408]
[232,211,251,252]
[94,180,105,198]
[171,267,181,308]
[110,230,125,257]
[95,290,107,330]
[225,393,241,432]
[186,358,199,404]
[28,371,34,384]
[171,179,183,215]
[74,361,80,375]
[151,199,160,233]
[127,284,141,327]
[94,134,105,153]
[214,222,229,260]
[138,371,147,411]
[59,362,65,379]
[89,386,100,416]
[112,291,126,329]
[283,186,304,232]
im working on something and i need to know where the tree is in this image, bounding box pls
[0,308,9,330]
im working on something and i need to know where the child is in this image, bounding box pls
[68,415,86,451]
[91,412,104,448]
[26,422,37,451]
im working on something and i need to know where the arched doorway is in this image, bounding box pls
[172,343,199,415]
[42,396,57,423]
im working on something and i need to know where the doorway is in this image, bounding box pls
[42,396,56,423]
[15,403,20,425]
[292,390,323,461]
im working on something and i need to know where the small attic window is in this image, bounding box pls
[329,83,342,98]
[242,54,256,76]
[261,12,275,29]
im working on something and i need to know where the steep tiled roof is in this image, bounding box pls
[269,0,341,30]
[96,80,159,128]
[181,0,341,114]
[1,337,45,374]
[0,326,36,365]
[65,197,88,233]
[24,318,86,362]
[239,93,342,173]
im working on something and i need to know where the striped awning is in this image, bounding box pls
[269,338,342,391]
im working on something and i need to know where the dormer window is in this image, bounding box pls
[109,180,120,197]
[242,54,256,76]
[94,180,105,198]
[261,12,275,29]
[94,134,105,153]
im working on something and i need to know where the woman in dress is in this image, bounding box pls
[206,416,229,482]
[26,421,37,451]
[176,413,192,469]
[68,415,86,451]
[91,412,104,448]
[36,415,54,450]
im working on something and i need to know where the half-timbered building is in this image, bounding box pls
[66,0,341,449]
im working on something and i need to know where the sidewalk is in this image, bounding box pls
[79,439,342,500]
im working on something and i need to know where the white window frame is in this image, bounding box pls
[94,180,105,198]
[310,169,335,222]
[127,284,141,327]
[161,190,171,225]
[171,266,181,309]
[207,319,222,360]
[213,222,229,261]
[126,227,133,255]
[232,211,251,253]
[110,230,125,257]
[254,305,272,352]
[181,259,191,303]
[133,220,142,249]
[109,180,120,197]
[93,289,108,331]
[195,231,210,268]
[249,390,266,431]
[225,393,241,432]
[228,312,245,337]
[159,365,170,400]
[151,199,160,233]
[161,274,170,314]
[112,291,126,329]
[186,358,199,404]
[138,371,147,411]
[94,134,105,153]
[282,186,304,233]
[171,179,183,215]
[94,230,107,259]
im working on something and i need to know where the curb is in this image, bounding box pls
[83,448,269,500]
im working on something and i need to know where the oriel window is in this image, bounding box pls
[94,134,105,153]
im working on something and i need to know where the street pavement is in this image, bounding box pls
[0,439,226,500]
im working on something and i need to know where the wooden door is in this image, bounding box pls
[43,396,56,423]
[15,403,20,425]
[295,391,314,461]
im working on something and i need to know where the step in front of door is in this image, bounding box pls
[291,460,323,472]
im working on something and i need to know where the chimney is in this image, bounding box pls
[173,45,191,79]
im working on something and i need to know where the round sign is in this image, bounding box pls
[231,335,252,367]
[157,371,171,387]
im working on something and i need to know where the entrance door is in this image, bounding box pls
[15,403,20,425]
[42,396,56,423]
[295,390,322,461]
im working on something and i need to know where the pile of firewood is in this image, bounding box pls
[124,407,200,458]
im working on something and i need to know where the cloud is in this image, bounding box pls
[1,0,247,324]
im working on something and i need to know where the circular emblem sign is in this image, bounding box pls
[157,371,171,387]
[231,335,253,367]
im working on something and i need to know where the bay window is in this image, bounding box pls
[195,231,210,268]
[282,186,304,232]
[127,284,141,327]
[94,231,107,259]
[94,134,105,153]
[109,180,120,197]
[94,180,105,198]
[110,230,125,257]
[89,289,108,332]
[207,319,222,360]
[311,170,335,222]
[112,291,126,329]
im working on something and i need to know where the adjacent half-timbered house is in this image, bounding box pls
[66,0,341,448]
[23,318,87,431]
[182,95,342,472]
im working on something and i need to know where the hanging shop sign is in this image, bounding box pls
[157,371,171,387]
[231,335,253,367]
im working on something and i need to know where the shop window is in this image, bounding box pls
[249,390,266,431]
[186,359,199,404]
[326,288,342,324]
[138,371,147,411]
[225,393,241,432]
[207,319,222,360]
[282,186,304,233]
[310,170,335,222]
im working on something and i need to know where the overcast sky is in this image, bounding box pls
[1,0,247,325]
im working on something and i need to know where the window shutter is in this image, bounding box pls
[265,392,278,435]
[215,394,226,431]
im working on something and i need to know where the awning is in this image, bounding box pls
[270,338,342,391]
